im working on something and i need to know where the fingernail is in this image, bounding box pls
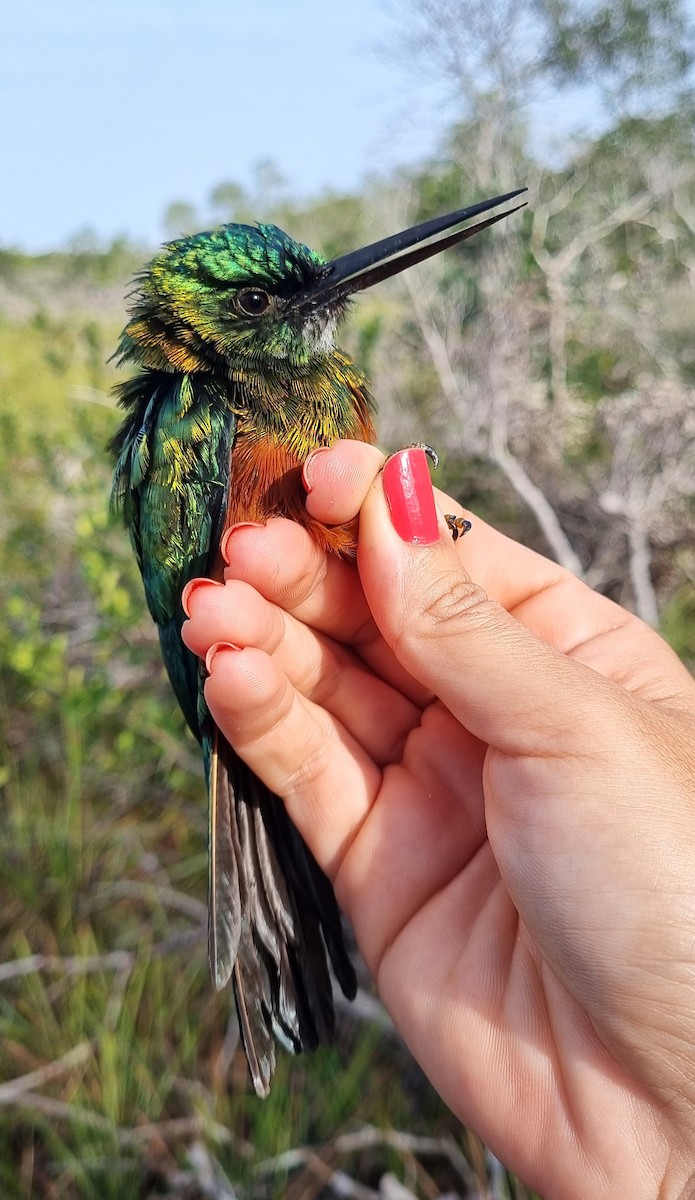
[382,448,439,545]
[181,577,223,618]
[302,446,331,493]
[205,641,242,674]
[220,522,264,564]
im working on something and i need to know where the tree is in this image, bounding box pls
[537,0,694,113]
[162,201,199,239]
[375,1,695,622]
[208,180,249,224]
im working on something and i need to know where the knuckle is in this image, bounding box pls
[416,572,497,637]
[281,722,332,800]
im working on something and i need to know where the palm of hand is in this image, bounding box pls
[183,445,695,1198]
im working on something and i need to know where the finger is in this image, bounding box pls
[301,442,692,702]
[302,439,386,525]
[203,644,381,876]
[205,643,492,977]
[222,518,433,707]
[222,517,369,644]
[181,578,420,765]
[300,441,573,613]
[359,452,695,1026]
[357,447,638,760]
[333,705,490,975]
[431,490,693,705]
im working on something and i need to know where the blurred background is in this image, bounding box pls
[2,1,694,1196]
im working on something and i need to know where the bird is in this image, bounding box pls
[110,187,526,1096]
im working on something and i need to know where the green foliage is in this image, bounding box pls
[2,68,693,1192]
[162,201,201,239]
[0,291,505,1198]
[661,584,695,669]
[537,0,694,107]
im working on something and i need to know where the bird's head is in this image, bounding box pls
[119,223,333,373]
[119,189,527,376]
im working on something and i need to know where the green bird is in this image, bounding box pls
[110,187,526,1095]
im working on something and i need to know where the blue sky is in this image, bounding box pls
[3,0,457,251]
[3,0,618,253]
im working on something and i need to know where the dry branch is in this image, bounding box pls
[0,928,203,985]
[0,1041,92,1103]
[256,1124,480,1194]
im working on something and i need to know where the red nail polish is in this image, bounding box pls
[302,446,331,493]
[181,577,223,618]
[205,641,242,673]
[382,448,439,544]
[220,521,264,563]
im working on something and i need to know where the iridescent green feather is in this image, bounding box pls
[110,221,362,1096]
[111,370,233,734]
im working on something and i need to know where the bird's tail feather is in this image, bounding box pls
[208,725,357,1097]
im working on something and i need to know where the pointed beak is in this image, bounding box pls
[294,187,527,311]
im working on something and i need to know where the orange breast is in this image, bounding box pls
[214,423,371,573]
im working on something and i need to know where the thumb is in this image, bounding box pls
[357,447,618,760]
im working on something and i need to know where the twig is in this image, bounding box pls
[440,1134,481,1194]
[0,951,132,984]
[13,1093,119,1135]
[186,1140,239,1200]
[289,1151,380,1200]
[402,257,585,577]
[82,880,208,923]
[488,413,584,576]
[626,513,660,627]
[68,384,116,409]
[334,986,396,1035]
[0,1042,92,1103]
[379,1173,419,1199]
[486,1149,511,1200]
[257,1124,481,1193]
[9,1091,238,1152]
[0,928,203,985]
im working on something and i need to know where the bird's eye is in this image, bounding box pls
[236,289,272,316]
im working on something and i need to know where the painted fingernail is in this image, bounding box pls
[220,522,264,563]
[382,448,439,545]
[205,641,242,674]
[181,577,223,618]
[302,446,331,493]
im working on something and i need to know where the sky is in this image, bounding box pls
[3,0,458,252]
[2,0,620,253]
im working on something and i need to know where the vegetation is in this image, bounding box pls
[2,1,694,1195]
[1,258,485,1198]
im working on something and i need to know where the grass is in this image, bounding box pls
[3,632,507,1199]
[0,294,540,1198]
[2,739,502,1198]
[7,240,692,1198]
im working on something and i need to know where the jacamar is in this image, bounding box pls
[110,187,526,1095]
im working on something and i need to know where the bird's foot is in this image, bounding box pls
[402,445,471,542]
[445,514,472,543]
[405,442,439,469]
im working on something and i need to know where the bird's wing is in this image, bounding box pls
[111,370,233,736]
[112,371,357,1096]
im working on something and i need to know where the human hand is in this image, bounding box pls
[182,441,695,1199]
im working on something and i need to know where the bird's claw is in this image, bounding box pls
[402,446,470,541]
[405,442,440,470]
[445,514,472,543]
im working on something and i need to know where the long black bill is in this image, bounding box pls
[296,187,527,310]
